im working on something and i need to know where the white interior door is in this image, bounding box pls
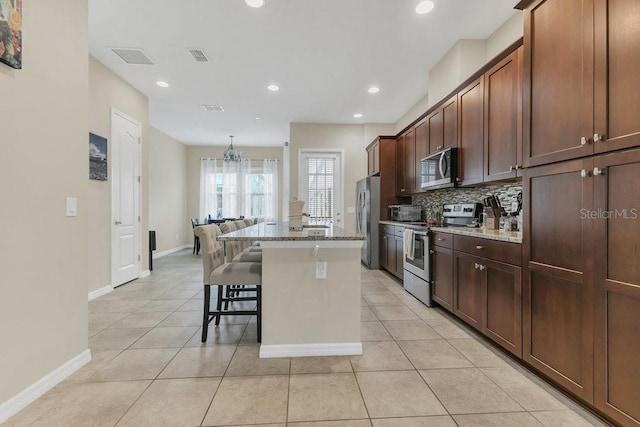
[298,150,344,226]
[111,109,141,287]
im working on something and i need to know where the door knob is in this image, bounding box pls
[594,133,605,142]
[479,265,486,271]
[581,169,591,178]
[509,166,515,171]
[474,263,479,269]
[475,245,484,250]
[580,136,590,146]
[115,220,122,225]
[593,167,605,176]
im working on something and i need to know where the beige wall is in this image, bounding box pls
[394,12,522,134]
[186,146,284,237]
[485,12,523,62]
[149,127,188,253]
[88,56,150,293]
[290,123,371,233]
[0,0,89,405]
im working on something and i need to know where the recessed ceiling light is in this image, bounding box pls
[354,113,363,118]
[245,0,265,8]
[156,81,169,88]
[256,117,261,120]
[267,84,280,91]
[368,87,380,94]
[415,0,435,14]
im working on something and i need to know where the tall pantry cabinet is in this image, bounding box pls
[519,0,640,424]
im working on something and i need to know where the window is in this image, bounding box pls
[298,150,343,226]
[306,158,334,220]
[200,158,278,221]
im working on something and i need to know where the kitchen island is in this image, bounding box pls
[218,222,365,358]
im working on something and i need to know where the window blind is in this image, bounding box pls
[306,157,335,220]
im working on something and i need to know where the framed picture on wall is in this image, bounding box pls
[0,0,22,69]
[89,132,108,181]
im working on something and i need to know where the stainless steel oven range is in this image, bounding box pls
[403,228,431,306]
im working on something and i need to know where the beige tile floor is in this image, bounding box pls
[4,250,609,427]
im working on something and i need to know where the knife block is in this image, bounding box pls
[481,207,499,230]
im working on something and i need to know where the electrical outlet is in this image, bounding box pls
[316,262,327,279]
[307,229,326,237]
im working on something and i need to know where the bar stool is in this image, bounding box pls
[194,224,262,342]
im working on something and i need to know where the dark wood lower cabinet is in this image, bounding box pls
[483,258,522,357]
[379,227,404,281]
[523,158,594,403]
[453,252,484,330]
[432,245,453,311]
[593,148,640,426]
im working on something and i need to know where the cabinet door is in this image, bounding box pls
[396,133,405,196]
[523,158,594,402]
[482,258,522,358]
[380,232,389,271]
[414,119,428,192]
[594,0,640,153]
[458,76,485,186]
[386,232,396,274]
[523,0,594,167]
[453,252,484,330]
[432,245,453,312]
[593,148,640,426]
[403,128,416,194]
[484,48,522,182]
[395,236,405,279]
[428,109,443,154]
[367,147,375,176]
[373,143,380,175]
[442,96,458,150]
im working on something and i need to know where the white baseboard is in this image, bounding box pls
[139,270,151,278]
[88,285,113,301]
[0,349,92,424]
[153,244,191,259]
[259,342,362,358]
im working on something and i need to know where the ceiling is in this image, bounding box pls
[88,0,517,147]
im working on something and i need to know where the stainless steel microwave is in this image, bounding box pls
[420,147,458,190]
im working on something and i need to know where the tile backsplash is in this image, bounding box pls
[412,181,523,220]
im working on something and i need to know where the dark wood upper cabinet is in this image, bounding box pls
[484,47,523,181]
[396,128,415,195]
[522,0,640,165]
[594,0,640,153]
[593,148,640,426]
[522,158,595,403]
[458,76,485,186]
[374,136,406,221]
[366,139,380,176]
[522,0,594,167]
[427,109,443,154]
[442,96,458,150]
[414,118,428,192]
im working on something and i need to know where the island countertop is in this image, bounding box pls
[216,221,365,241]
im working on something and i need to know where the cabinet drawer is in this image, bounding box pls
[432,232,453,249]
[394,226,405,237]
[380,224,395,235]
[453,235,522,266]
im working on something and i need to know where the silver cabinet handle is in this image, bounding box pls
[580,136,590,146]
[474,263,479,269]
[593,167,605,176]
[509,166,515,171]
[437,238,445,241]
[429,250,435,255]
[476,245,484,250]
[581,169,591,178]
[115,220,122,225]
[479,265,486,271]
[594,133,605,142]
[515,165,523,170]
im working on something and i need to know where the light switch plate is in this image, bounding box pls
[316,262,327,279]
[66,197,77,217]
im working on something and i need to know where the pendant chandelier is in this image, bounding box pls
[223,135,242,163]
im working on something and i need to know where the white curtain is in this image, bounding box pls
[199,158,218,223]
[263,159,278,221]
[221,160,241,219]
[200,158,279,221]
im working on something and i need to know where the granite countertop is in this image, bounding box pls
[430,226,523,244]
[217,221,365,241]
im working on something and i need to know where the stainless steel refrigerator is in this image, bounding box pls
[356,176,380,269]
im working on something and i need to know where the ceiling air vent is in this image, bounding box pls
[201,105,225,112]
[110,48,154,65]
[188,48,209,63]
